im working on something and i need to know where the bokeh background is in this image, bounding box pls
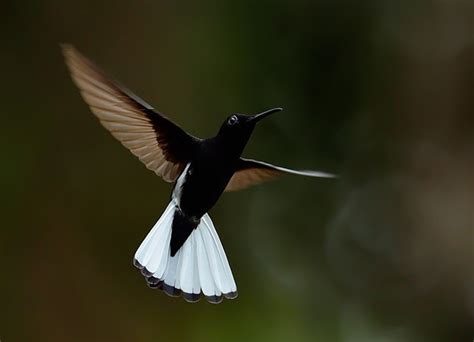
[1,1,473,341]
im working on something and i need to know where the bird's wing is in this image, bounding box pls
[225,158,336,192]
[62,44,199,182]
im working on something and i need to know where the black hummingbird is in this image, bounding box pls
[62,45,336,304]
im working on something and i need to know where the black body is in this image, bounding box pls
[62,45,335,259]
[169,111,277,255]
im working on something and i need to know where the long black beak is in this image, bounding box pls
[250,107,282,123]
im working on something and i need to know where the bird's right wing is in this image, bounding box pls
[225,158,336,192]
[62,44,199,182]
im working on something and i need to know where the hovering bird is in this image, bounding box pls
[62,45,336,304]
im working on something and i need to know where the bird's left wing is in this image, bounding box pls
[225,158,336,192]
[62,44,199,182]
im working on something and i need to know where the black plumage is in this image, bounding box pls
[62,45,335,303]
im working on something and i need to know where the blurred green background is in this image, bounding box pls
[1,1,473,341]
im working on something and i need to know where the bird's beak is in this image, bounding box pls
[249,108,282,123]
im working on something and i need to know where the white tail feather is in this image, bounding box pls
[134,201,237,303]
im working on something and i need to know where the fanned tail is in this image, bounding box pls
[133,201,238,304]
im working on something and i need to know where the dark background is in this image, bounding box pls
[1,1,473,341]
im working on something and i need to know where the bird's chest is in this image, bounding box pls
[175,156,236,217]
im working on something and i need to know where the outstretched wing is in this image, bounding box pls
[62,44,199,182]
[225,158,336,192]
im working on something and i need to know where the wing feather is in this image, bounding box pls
[225,158,336,191]
[62,44,199,182]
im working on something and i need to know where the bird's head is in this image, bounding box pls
[217,108,282,149]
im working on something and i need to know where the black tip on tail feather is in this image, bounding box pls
[183,292,201,303]
[133,258,143,269]
[205,295,224,304]
[146,276,163,289]
[163,283,182,297]
[133,258,237,304]
[141,267,153,277]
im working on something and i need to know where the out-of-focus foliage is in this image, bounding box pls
[1,1,472,341]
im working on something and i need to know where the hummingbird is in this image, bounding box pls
[62,45,336,304]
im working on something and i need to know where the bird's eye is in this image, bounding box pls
[228,115,238,126]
